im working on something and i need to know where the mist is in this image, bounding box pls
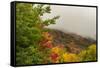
[41,5,96,40]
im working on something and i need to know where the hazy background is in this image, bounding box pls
[42,5,96,40]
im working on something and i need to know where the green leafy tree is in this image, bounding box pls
[16,3,59,65]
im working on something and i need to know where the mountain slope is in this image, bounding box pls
[47,29,96,54]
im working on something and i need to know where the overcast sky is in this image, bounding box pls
[41,5,96,39]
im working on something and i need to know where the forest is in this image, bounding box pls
[16,3,97,65]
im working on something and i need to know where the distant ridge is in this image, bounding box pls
[47,29,96,54]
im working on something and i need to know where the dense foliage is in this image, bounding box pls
[16,3,59,65]
[16,3,97,65]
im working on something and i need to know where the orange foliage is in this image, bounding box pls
[42,32,53,41]
[39,32,53,49]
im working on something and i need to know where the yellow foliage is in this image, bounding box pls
[88,44,96,52]
[51,46,61,54]
[62,53,79,62]
[78,44,97,61]
[51,46,65,54]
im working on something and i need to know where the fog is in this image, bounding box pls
[41,5,96,40]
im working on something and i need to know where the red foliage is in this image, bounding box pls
[44,41,53,48]
[50,52,59,61]
[39,40,53,48]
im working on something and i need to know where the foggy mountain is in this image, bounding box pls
[42,5,96,40]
